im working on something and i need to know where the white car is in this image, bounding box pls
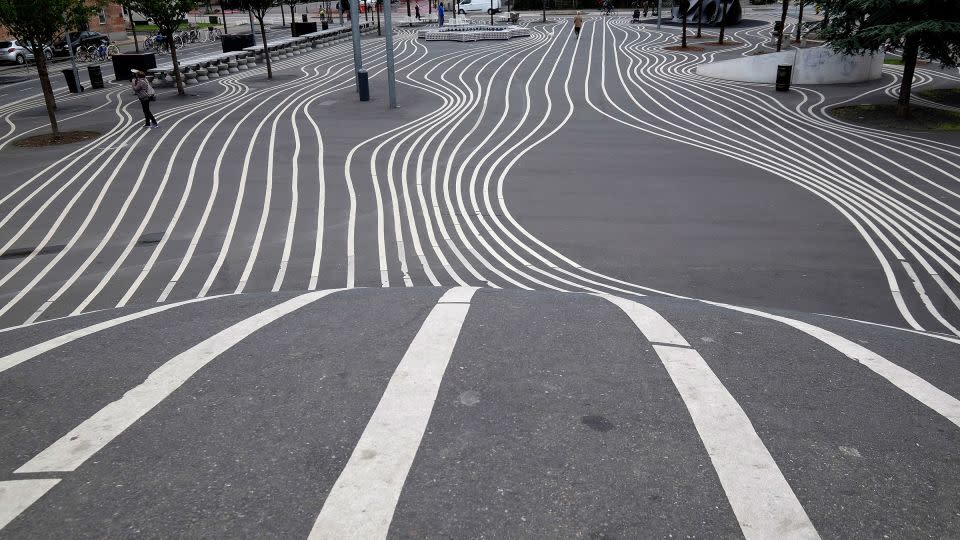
[457,0,502,14]
[0,39,54,65]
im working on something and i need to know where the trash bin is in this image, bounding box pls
[87,64,104,89]
[292,21,318,37]
[357,68,369,101]
[209,15,219,24]
[111,52,157,81]
[222,32,256,53]
[775,64,792,92]
[61,68,83,93]
[321,20,329,30]
[302,14,308,22]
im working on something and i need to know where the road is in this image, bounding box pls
[0,9,958,538]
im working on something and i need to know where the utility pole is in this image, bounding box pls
[383,0,397,108]
[656,0,661,29]
[350,0,362,92]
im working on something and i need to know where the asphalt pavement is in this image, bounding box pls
[0,8,959,537]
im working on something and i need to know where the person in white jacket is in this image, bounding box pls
[131,71,159,129]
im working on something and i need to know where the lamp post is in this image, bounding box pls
[383,0,397,108]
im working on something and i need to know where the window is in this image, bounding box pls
[98,8,106,24]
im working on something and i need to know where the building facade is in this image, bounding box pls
[0,2,128,42]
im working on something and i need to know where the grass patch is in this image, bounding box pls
[830,104,960,131]
[918,88,960,108]
[883,57,904,65]
[134,22,219,32]
[14,130,101,147]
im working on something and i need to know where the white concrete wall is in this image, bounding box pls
[695,47,883,85]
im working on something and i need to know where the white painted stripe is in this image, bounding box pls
[711,301,960,429]
[0,296,222,375]
[0,479,60,531]
[603,295,819,540]
[16,289,341,474]
[309,286,478,539]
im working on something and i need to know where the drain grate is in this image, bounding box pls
[1,244,65,260]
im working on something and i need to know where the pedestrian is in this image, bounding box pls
[574,11,583,38]
[415,3,421,19]
[131,70,158,129]
[437,1,444,26]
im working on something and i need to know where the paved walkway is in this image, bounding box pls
[0,11,958,537]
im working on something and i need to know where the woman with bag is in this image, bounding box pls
[131,70,159,129]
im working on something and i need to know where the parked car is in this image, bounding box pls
[457,0,501,14]
[0,40,54,65]
[52,31,110,57]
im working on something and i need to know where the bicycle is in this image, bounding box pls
[74,46,93,63]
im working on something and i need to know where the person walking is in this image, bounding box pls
[415,3,421,19]
[574,11,583,38]
[437,1,444,26]
[131,71,158,129]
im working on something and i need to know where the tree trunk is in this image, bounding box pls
[695,0,702,38]
[34,52,60,136]
[130,11,140,53]
[541,0,546,22]
[406,0,411,17]
[291,4,296,23]
[897,36,919,119]
[282,5,287,25]
[168,31,186,96]
[776,0,787,51]
[795,0,802,42]
[718,0,726,44]
[259,19,273,79]
[681,3,688,48]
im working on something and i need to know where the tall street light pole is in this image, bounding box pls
[350,0,363,92]
[383,0,397,108]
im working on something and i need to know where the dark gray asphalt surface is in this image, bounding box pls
[0,7,959,537]
[0,288,957,538]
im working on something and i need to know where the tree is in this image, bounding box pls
[127,0,197,96]
[718,0,728,44]
[819,0,960,118]
[0,0,99,136]
[281,0,299,26]
[680,0,689,48]
[241,0,275,79]
[695,0,703,38]
[776,0,788,51]
[795,0,810,42]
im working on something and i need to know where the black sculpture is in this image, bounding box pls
[672,0,742,25]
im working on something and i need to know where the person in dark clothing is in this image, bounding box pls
[437,2,445,26]
[131,71,158,128]
[415,3,421,19]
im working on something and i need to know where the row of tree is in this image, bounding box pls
[0,0,957,136]
[0,0,285,136]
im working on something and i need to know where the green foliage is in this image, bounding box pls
[0,0,98,46]
[127,0,199,34]
[819,0,960,67]
[240,0,277,17]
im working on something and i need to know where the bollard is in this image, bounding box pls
[358,68,370,101]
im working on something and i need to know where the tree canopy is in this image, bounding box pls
[126,0,197,94]
[239,0,276,78]
[819,0,960,66]
[818,0,960,117]
[0,0,99,135]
